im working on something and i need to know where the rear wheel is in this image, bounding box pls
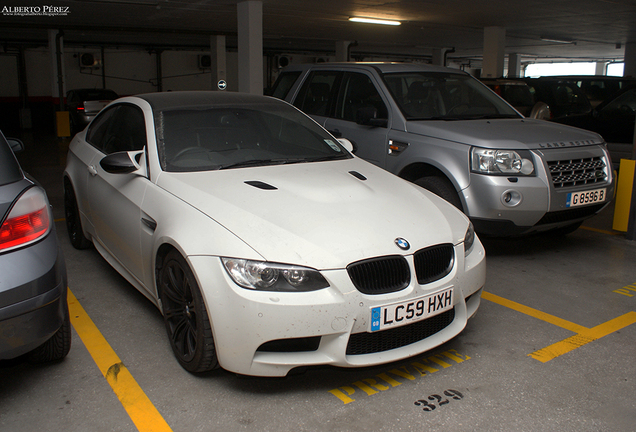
[27,309,72,363]
[414,176,463,211]
[158,250,218,373]
[64,182,92,249]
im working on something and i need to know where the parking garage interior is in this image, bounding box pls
[1,1,636,431]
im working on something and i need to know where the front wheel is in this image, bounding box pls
[158,250,218,373]
[414,176,463,211]
[64,182,92,249]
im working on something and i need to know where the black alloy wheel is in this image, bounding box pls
[63,182,92,249]
[158,250,218,373]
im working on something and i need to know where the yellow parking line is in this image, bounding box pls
[580,226,622,236]
[67,288,173,432]
[482,291,636,363]
[529,312,636,363]
[481,291,587,333]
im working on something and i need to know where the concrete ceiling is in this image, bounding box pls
[1,0,635,65]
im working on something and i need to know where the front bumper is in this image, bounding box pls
[189,238,485,377]
[464,146,614,236]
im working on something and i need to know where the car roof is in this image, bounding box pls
[134,91,287,111]
[281,62,464,75]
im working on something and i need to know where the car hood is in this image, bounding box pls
[405,118,604,149]
[156,158,468,269]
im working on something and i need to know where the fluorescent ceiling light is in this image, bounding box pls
[540,37,576,44]
[349,17,401,26]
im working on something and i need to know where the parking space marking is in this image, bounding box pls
[67,288,173,432]
[481,291,587,333]
[579,226,622,236]
[482,291,636,363]
[529,312,636,363]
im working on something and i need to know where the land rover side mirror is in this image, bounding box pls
[356,107,388,128]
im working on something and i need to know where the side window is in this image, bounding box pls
[294,71,340,117]
[86,105,119,152]
[270,71,301,99]
[336,72,388,122]
[86,104,146,154]
[108,105,147,153]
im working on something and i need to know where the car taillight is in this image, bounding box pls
[0,187,51,252]
[76,102,85,111]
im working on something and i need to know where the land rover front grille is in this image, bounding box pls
[547,157,607,188]
[346,308,455,355]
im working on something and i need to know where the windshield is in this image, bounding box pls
[155,102,351,172]
[383,72,521,120]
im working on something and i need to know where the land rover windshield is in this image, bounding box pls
[382,72,521,120]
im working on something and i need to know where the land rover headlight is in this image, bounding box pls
[471,148,534,175]
[221,258,329,292]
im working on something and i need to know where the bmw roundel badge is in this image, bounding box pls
[395,237,410,250]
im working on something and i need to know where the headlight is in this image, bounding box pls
[464,222,475,256]
[221,258,329,292]
[471,148,534,175]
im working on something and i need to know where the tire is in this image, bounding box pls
[414,176,463,211]
[27,309,72,363]
[64,182,92,249]
[158,250,218,373]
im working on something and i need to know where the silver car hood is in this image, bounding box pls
[156,158,468,269]
[405,118,604,149]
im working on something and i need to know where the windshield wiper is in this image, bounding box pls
[217,159,289,170]
[305,154,350,162]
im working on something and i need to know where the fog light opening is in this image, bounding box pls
[501,190,522,207]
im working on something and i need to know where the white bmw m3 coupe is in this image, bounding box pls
[63,91,485,377]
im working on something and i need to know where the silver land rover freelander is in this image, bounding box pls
[271,63,615,236]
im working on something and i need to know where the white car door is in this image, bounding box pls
[85,104,149,286]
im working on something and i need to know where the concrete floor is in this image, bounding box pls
[1,130,635,432]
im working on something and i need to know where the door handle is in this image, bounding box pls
[88,165,98,176]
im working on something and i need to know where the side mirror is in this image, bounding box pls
[337,138,355,153]
[100,150,145,175]
[356,107,388,127]
[7,138,24,153]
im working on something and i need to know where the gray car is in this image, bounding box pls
[271,63,615,236]
[0,131,70,362]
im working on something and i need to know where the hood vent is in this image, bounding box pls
[348,171,367,181]
[245,181,277,190]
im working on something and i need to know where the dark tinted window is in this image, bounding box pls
[294,71,340,117]
[86,104,146,154]
[270,71,301,99]
[336,72,388,122]
[0,134,22,186]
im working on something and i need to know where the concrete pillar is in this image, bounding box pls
[210,35,227,90]
[624,41,636,78]
[482,27,506,78]
[335,41,352,62]
[508,53,521,78]
[48,29,65,107]
[237,0,263,94]
[595,61,607,76]
[432,48,445,66]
